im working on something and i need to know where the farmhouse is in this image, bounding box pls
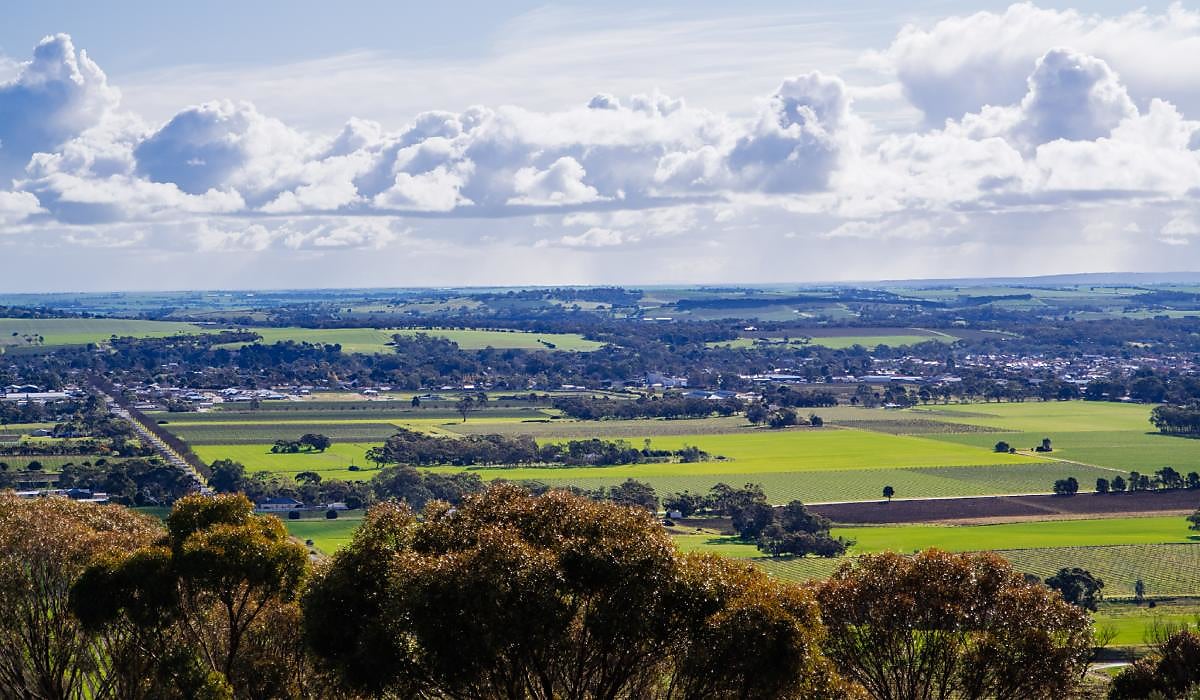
[255,497,305,512]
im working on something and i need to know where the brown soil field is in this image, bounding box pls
[812,489,1200,524]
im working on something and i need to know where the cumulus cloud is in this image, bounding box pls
[510,157,603,206]
[3,14,1200,279]
[0,190,42,225]
[0,34,119,178]
[883,3,1200,124]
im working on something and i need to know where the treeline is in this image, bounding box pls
[366,429,714,468]
[1150,403,1200,434]
[0,487,1099,699]
[552,395,743,420]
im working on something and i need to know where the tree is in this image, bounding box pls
[298,433,331,452]
[303,485,857,698]
[745,403,768,424]
[994,440,1011,453]
[1188,507,1200,531]
[606,478,659,512]
[663,490,705,517]
[295,470,322,486]
[455,395,476,422]
[0,496,162,699]
[1095,477,1110,494]
[882,485,895,502]
[1045,567,1104,611]
[816,550,1093,700]
[1112,475,1127,493]
[1135,578,1147,604]
[1052,476,1079,496]
[410,395,420,408]
[1109,629,1200,699]
[71,494,311,697]
[809,413,824,427]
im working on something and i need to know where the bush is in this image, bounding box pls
[288,510,301,520]
[325,509,338,519]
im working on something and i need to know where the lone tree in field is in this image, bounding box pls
[882,485,894,502]
[994,440,1011,453]
[303,485,859,699]
[455,395,478,422]
[1046,567,1105,611]
[816,549,1093,700]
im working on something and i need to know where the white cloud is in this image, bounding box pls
[510,156,603,206]
[538,227,634,248]
[5,12,1200,287]
[0,190,42,225]
[0,34,119,178]
[883,3,1200,124]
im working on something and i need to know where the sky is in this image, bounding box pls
[2,1,1200,291]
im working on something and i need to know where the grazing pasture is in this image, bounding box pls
[217,326,605,353]
[0,318,211,349]
[284,515,364,553]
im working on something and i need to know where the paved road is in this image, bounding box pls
[100,393,209,490]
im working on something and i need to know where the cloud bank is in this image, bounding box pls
[3,6,1200,289]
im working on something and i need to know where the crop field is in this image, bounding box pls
[217,326,605,353]
[530,462,1115,504]
[420,430,1045,481]
[193,442,382,479]
[909,402,1154,433]
[165,422,404,445]
[688,540,1200,597]
[678,516,1197,559]
[0,455,123,470]
[0,318,213,349]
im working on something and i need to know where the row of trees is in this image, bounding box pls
[269,433,332,454]
[0,487,1098,699]
[367,429,713,468]
[552,395,743,420]
[1150,403,1200,435]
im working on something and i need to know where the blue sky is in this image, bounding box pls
[2,2,1200,290]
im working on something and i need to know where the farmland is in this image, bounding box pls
[0,317,213,349]
[284,515,363,554]
[216,326,605,353]
[168,400,1160,502]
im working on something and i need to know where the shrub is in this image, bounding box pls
[325,509,338,520]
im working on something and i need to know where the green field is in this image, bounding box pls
[218,327,604,353]
[193,442,382,479]
[419,430,1046,482]
[676,516,1199,559]
[1095,602,1200,646]
[910,402,1154,433]
[0,318,212,349]
[692,542,1200,597]
[708,331,957,350]
[283,515,364,553]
